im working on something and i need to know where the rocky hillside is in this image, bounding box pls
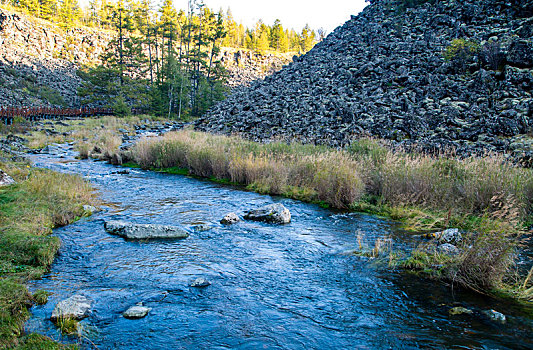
[0,8,112,107]
[196,0,533,162]
[0,7,291,108]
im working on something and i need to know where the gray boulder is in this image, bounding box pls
[51,295,92,321]
[123,303,151,319]
[104,220,189,239]
[0,169,15,186]
[438,228,462,245]
[243,203,291,224]
[220,212,240,224]
[437,243,460,255]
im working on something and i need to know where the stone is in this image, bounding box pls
[449,306,473,315]
[483,309,506,323]
[0,169,15,186]
[51,295,91,321]
[437,243,460,255]
[104,220,189,239]
[190,277,211,288]
[220,212,240,224]
[438,228,462,245]
[123,303,151,319]
[244,203,291,224]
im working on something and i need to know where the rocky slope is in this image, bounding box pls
[0,7,291,108]
[196,0,533,162]
[0,8,112,107]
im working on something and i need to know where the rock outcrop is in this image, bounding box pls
[104,220,189,239]
[196,0,533,162]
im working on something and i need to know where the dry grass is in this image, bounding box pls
[132,131,365,208]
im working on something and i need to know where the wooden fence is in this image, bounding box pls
[0,107,147,125]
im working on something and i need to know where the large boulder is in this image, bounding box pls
[51,295,92,321]
[0,169,15,186]
[243,203,291,224]
[104,220,189,239]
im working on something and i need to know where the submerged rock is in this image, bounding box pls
[123,303,151,319]
[104,220,189,239]
[483,309,506,323]
[0,169,15,186]
[244,203,291,224]
[51,295,92,321]
[190,277,211,288]
[449,306,473,315]
[220,212,240,224]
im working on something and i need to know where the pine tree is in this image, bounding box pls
[19,0,40,15]
[58,0,80,29]
[300,24,316,52]
[39,0,57,20]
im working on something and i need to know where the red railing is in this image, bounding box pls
[0,107,147,125]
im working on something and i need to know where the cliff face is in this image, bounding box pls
[0,8,291,108]
[196,0,533,162]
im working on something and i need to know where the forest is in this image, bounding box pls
[4,0,320,118]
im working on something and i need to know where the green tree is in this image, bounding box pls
[19,0,40,15]
[58,0,80,28]
[300,24,316,52]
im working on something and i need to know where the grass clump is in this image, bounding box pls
[0,162,95,348]
[32,290,51,305]
[55,317,79,335]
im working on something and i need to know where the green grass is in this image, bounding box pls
[0,162,95,348]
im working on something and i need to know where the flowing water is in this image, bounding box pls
[26,143,532,349]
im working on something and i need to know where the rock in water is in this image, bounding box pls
[483,309,506,323]
[51,295,92,321]
[244,203,291,224]
[220,212,240,224]
[104,220,189,239]
[0,169,15,186]
[449,307,473,315]
[123,303,152,319]
[190,277,211,288]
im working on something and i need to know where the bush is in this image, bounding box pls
[443,38,480,73]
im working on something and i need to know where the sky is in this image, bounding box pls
[173,0,368,33]
[80,0,368,33]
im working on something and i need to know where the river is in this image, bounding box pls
[25,143,532,349]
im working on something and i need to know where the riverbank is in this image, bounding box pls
[114,130,532,300]
[0,159,95,348]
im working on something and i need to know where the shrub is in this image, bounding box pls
[443,38,480,72]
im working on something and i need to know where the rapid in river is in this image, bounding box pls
[26,143,532,349]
